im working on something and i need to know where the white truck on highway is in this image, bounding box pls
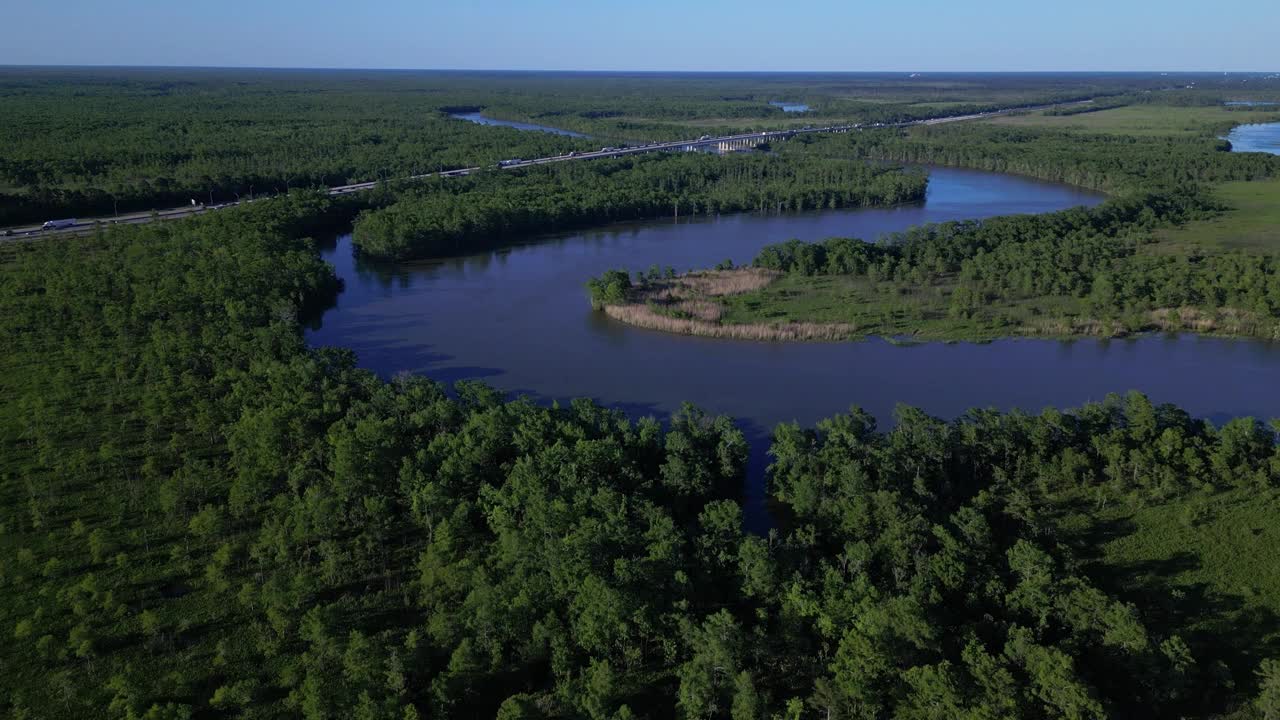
[41,219,77,230]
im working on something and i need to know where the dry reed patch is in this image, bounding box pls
[671,268,780,297]
[1021,317,1113,337]
[1019,306,1280,340]
[628,268,780,305]
[603,304,858,341]
[674,299,723,322]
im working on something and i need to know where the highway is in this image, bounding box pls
[1,99,1091,241]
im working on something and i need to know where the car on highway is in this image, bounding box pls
[2,229,12,237]
[41,219,77,230]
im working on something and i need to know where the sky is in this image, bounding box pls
[1,0,1277,72]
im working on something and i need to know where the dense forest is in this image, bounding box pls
[6,70,1280,718]
[793,118,1280,194]
[744,189,1280,337]
[4,190,1280,718]
[352,153,927,261]
[577,104,1280,340]
[4,68,1277,225]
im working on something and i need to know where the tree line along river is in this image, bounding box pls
[307,157,1280,529]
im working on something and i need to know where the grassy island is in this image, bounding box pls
[590,105,1280,343]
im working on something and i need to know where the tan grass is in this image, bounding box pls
[674,299,723,322]
[604,304,858,341]
[1148,306,1277,338]
[598,267,859,341]
[1019,306,1280,340]
[671,268,779,297]
[1021,317,1114,336]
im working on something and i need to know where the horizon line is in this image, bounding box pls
[1,63,1278,75]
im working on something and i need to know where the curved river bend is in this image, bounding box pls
[308,166,1280,528]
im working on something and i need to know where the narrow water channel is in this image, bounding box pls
[450,111,590,138]
[307,166,1280,528]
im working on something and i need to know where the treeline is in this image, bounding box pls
[0,70,591,225]
[10,68,1271,224]
[1043,99,1133,116]
[751,189,1280,331]
[352,153,928,261]
[793,122,1280,193]
[4,195,1280,718]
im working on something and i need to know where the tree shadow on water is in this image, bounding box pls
[309,316,506,384]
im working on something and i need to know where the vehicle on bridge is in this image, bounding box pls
[41,219,77,230]
[496,159,524,168]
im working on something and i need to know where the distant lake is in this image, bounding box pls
[1225,101,1280,107]
[304,167,1280,528]
[1226,122,1280,155]
[450,111,589,138]
[770,101,810,113]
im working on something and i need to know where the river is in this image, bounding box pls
[451,111,590,138]
[307,166,1280,528]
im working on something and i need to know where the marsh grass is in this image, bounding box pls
[601,265,1280,343]
[602,268,860,341]
[1005,306,1276,340]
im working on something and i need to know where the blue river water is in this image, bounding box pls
[307,165,1280,528]
[450,112,589,138]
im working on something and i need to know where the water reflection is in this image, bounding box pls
[307,166,1280,529]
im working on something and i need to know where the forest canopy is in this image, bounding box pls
[352,153,927,261]
[3,188,1280,719]
[4,70,1280,719]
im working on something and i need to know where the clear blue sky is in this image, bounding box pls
[2,0,1276,71]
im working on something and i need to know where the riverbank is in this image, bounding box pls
[592,266,1280,343]
[352,152,928,261]
[311,160,1276,544]
[596,268,859,341]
